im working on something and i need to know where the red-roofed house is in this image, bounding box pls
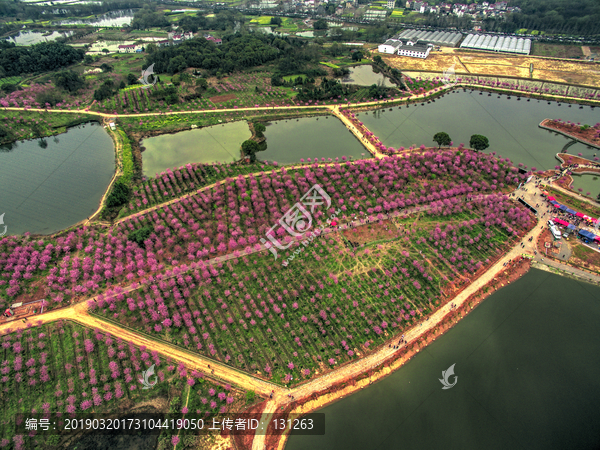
[206,36,222,45]
[118,44,138,53]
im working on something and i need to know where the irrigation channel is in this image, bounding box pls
[286,269,600,450]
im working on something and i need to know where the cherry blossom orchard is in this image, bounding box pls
[0,149,533,388]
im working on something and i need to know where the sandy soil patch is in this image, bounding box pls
[341,219,399,246]
[383,51,600,87]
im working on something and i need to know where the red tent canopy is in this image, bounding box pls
[547,196,556,201]
[554,204,561,208]
[576,212,585,218]
[553,218,569,227]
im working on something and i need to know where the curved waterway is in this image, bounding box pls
[0,122,114,236]
[287,269,600,450]
[359,90,599,170]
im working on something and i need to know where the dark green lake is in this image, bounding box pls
[359,90,599,170]
[0,122,115,235]
[286,269,600,450]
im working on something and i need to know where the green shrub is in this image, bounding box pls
[106,180,131,208]
[128,226,154,248]
[119,131,134,182]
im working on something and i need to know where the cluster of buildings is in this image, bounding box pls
[115,31,196,53]
[378,29,462,58]
[155,31,196,48]
[405,1,519,18]
[378,35,433,59]
[378,28,531,58]
[461,33,531,54]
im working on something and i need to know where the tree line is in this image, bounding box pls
[0,41,84,77]
[144,33,315,76]
[0,0,141,20]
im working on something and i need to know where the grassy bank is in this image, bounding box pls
[0,110,96,145]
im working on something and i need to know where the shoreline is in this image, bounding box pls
[539,119,600,150]
[270,257,532,450]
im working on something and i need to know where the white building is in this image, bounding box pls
[363,9,388,20]
[117,44,140,53]
[378,39,402,53]
[387,0,395,8]
[397,41,431,58]
[378,37,433,59]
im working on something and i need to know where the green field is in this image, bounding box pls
[531,43,583,59]
[283,74,307,81]
[249,16,274,25]
[0,76,21,87]
[278,17,300,32]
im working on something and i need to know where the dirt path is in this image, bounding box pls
[0,180,577,450]
[0,301,279,395]
[3,80,598,125]
[544,180,600,209]
[329,106,384,159]
[251,181,550,450]
[85,122,124,224]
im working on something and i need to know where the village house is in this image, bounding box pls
[206,35,223,45]
[117,44,140,53]
[397,40,431,58]
[378,36,433,59]
[378,39,402,54]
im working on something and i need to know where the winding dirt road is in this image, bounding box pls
[4,81,599,449]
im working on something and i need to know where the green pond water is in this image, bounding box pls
[342,65,395,88]
[0,122,114,235]
[571,174,600,200]
[286,269,600,450]
[259,116,366,164]
[140,121,251,177]
[359,90,599,171]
